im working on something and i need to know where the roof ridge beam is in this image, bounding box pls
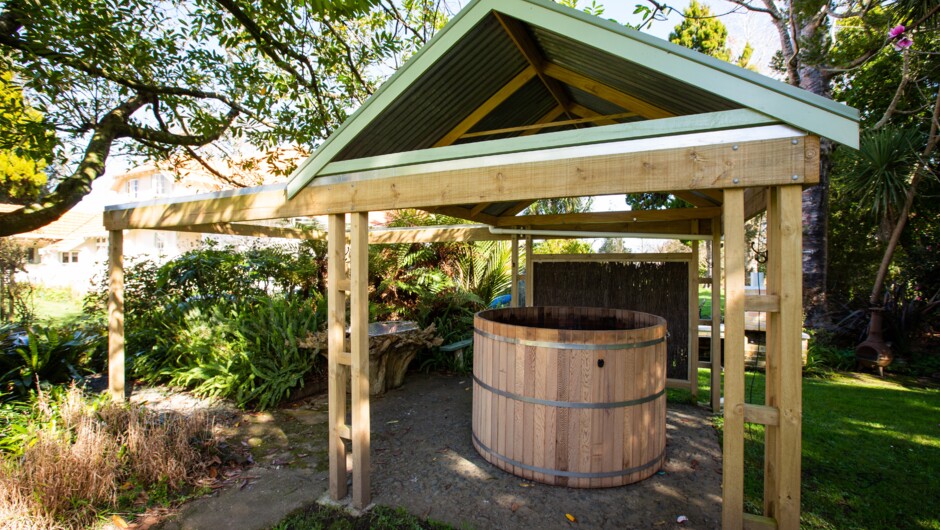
[494,12,575,121]
[542,62,674,120]
[433,65,537,147]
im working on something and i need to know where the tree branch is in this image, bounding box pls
[0,95,148,236]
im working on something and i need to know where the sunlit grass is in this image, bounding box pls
[670,368,940,529]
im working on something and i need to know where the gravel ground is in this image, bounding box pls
[369,373,723,530]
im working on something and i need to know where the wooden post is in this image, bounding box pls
[689,225,700,399]
[350,212,371,509]
[327,214,349,501]
[510,234,520,307]
[764,185,803,528]
[108,230,125,401]
[710,216,722,413]
[722,189,746,528]
[524,234,534,307]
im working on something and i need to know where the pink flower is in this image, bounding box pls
[894,37,913,51]
[889,25,905,39]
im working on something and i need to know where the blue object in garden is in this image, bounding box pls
[490,294,511,308]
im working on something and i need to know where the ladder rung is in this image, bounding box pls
[744,403,779,426]
[337,424,351,441]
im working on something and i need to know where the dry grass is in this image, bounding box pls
[0,386,217,529]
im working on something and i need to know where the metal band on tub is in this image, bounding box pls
[473,328,664,350]
[472,432,664,479]
[472,374,664,409]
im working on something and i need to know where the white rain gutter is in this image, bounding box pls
[487,227,713,241]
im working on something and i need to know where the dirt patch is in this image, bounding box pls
[123,373,721,529]
[369,373,722,529]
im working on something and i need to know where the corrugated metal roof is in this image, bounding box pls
[286,0,859,199]
[335,14,528,160]
[530,25,741,117]
[456,76,557,143]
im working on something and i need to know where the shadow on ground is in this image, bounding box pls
[147,373,722,530]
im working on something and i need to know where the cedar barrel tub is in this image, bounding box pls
[471,306,667,488]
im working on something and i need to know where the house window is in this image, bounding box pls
[60,251,79,264]
[26,247,40,264]
[153,174,167,196]
[125,178,139,199]
[154,233,165,253]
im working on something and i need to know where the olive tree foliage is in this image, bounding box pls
[0,0,450,236]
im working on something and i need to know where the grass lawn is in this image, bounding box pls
[31,287,84,324]
[698,288,725,320]
[671,368,940,529]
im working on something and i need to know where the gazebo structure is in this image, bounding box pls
[102,0,859,527]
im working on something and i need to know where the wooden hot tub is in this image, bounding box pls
[471,306,666,488]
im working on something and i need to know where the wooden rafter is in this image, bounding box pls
[422,205,500,225]
[568,103,619,125]
[542,62,674,120]
[514,220,711,236]
[459,111,638,139]
[499,200,536,218]
[495,207,721,227]
[673,190,722,208]
[520,105,566,137]
[433,65,537,147]
[494,13,574,120]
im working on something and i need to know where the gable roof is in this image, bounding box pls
[295,0,858,198]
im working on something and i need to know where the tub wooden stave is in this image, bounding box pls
[471,306,667,488]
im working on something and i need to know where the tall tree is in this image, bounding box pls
[643,0,938,328]
[0,0,448,236]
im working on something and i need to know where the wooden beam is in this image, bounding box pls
[722,188,746,529]
[689,226,700,399]
[745,187,768,220]
[764,186,781,520]
[108,230,124,401]
[666,378,692,390]
[459,111,638,139]
[433,65,537,147]
[508,220,707,236]
[569,103,619,125]
[711,216,722,413]
[495,207,722,227]
[542,62,675,119]
[469,202,492,216]
[499,201,536,218]
[327,214,349,501]
[520,106,566,137]
[532,252,693,262]
[369,225,505,244]
[173,222,317,240]
[107,133,811,231]
[744,403,780,426]
[765,185,803,528]
[745,294,781,313]
[524,234,534,307]
[350,212,371,509]
[743,513,779,530]
[493,13,574,119]
[673,190,722,208]
[511,234,520,307]
[423,205,500,226]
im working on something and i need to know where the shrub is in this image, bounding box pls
[414,288,483,373]
[0,386,217,529]
[143,296,324,409]
[0,321,104,400]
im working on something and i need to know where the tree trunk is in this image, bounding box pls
[802,138,831,329]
